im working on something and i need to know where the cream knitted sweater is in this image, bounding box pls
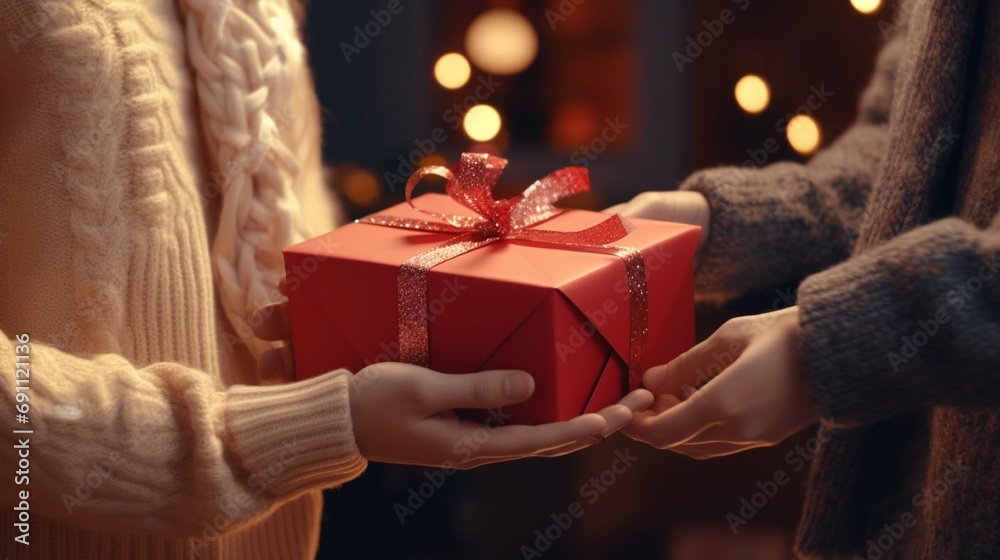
[0,1,367,559]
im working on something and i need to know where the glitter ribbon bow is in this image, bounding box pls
[359,153,649,387]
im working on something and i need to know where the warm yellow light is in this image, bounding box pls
[734,75,770,114]
[787,115,822,154]
[433,53,471,89]
[850,0,881,14]
[463,105,502,142]
[420,154,448,168]
[465,9,538,75]
[342,168,380,207]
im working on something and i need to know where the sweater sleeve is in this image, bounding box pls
[0,334,367,537]
[681,26,905,300]
[797,214,1000,425]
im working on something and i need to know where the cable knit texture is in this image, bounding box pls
[180,0,332,364]
[684,0,1000,558]
[0,1,364,559]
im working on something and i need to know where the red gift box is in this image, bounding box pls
[283,159,700,425]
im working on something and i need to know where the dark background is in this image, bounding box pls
[301,1,886,558]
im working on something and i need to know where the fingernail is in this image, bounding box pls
[504,372,533,400]
[643,365,667,391]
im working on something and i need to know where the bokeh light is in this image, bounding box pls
[433,53,471,89]
[465,9,538,75]
[850,0,881,14]
[787,115,822,154]
[420,154,448,168]
[342,168,381,208]
[463,105,503,142]
[734,75,770,114]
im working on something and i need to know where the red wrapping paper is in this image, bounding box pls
[283,193,700,425]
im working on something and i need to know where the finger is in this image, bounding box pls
[252,302,292,341]
[464,433,600,465]
[622,390,721,448]
[614,200,659,220]
[644,335,739,396]
[426,369,536,410]
[597,389,657,436]
[667,422,748,446]
[470,395,650,463]
[259,346,295,382]
[531,438,600,458]
[458,396,652,460]
[278,275,289,296]
[620,393,681,443]
[439,412,608,464]
[618,388,655,413]
[608,196,671,221]
[455,392,650,463]
[668,440,771,460]
[595,403,634,437]
[529,433,618,459]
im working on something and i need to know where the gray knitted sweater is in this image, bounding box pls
[683,0,1000,558]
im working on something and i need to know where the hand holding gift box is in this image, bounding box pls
[283,153,701,425]
[254,278,653,469]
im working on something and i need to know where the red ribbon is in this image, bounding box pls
[359,153,649,388]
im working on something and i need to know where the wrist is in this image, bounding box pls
[671,191,711,249]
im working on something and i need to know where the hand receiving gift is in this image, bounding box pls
[607,193,818,459]
[623,307,820,459]
[605,190,712,249]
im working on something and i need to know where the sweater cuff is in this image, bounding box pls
[225,370,367,498]
[682,164,853,300]
[796,249,920,426]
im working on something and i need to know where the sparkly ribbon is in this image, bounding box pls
[359,153,649,387]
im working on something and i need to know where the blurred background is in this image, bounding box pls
[302,1,887,558]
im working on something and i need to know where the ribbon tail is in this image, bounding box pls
[599,245,649,390]
[359,214,471,233]
[398,233,500,366]
[510,213,635,246]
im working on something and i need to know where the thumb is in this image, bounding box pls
[429,370,536,410]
